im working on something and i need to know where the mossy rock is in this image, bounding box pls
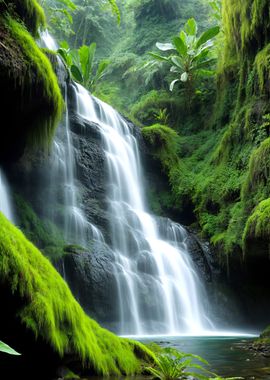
[1,0,46,36]
[0,212,154,378]
[243,198,270,244]
[242,138,270,209]
[0,14,63,161]
[142,123,179,169]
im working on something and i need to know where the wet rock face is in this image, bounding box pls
[69,112,109,239]
[184,231,215,283]
[55,242,120,331]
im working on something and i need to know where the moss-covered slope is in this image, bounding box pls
[0,212,153,378]
[0,0,63,162]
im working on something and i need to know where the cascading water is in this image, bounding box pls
[74,83,213,335]
[41,33,103,247]
[0,168,14,222]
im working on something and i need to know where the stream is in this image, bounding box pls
[81,335,270,379]
[140,336,270,379]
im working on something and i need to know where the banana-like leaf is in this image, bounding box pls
[193,58,217,70]
[171,56,183,69]
[79,42,96,85]
[196,25,220,48]
[172,36,187,56]
[193,47,210,62]
[57,48,68,65]
[180,30,187,43]
[156,42,175,51]
[149,52,169,62]
[0,341,21,355]
[185,18,197,36]
[70,64,83,83]
[170,79,180,91]
[60,40,69,49]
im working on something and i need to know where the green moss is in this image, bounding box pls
[242,138,270,210]
[142,124,179,155]
[254,43,270,94]
[0,212,154,375]
[3,0,46,36]
[3,16,64,149]
[142,123,180,186]
[14,195,65,259]
[131,91,177,126]
[243,198,270,243]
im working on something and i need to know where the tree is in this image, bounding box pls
[148,18,220,94]
[41,0,77,38]
[42,0,120,39]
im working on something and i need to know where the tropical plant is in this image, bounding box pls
[145,347,243,380]
[58,41,110,91]
[155,108,169,124]
[148,18,220,93]
[145,347,213,380]
[0,341,21,355]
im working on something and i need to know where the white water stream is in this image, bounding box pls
[41,32,103,247]
[0,168,14,222]
[74,84,213,335]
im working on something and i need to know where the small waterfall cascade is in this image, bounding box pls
[0,168,15,222]
[40,33,103,247]
[74,83,214,335]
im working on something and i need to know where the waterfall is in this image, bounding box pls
[39,32,214,335]
[73,83,213,335]
[40,33,103,248]
[0,168,14,222]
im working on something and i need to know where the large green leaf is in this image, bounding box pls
[57,48,69,65]
[196,25,220,48]
[79,42,96,85]
[171,56,183,69]
[0,341,21,355]
[70,64,83,83]
[180,30,187,43]
[149,52,169,62]
[193,58,217,70]
[156,42,175,51]
[193,46,210,62]
[185,18,197,36]
[172,36,187,56]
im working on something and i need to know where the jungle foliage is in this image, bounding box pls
[148,18,219,93]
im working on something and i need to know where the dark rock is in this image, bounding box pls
[55,241,120,331]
